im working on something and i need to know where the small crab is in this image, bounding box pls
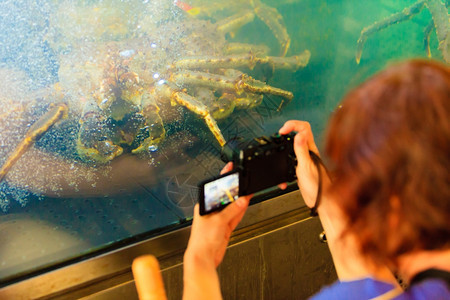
[356,0,449,64]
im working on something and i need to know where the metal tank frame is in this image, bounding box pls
[0,190,337,299]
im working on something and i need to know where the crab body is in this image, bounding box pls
[55,14,309,164]
[57,22,227,162]
[0,0,310,175]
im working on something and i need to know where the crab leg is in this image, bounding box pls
[0,103,68,183]
[195,1,290,56]
[424,20,435,58]
[224,43,270,55]
[231,91,263,110]
[192,87,263,119]
[425,0,449,63]
[186,1,232,18]
[174,50,310,72]
[216,10,255,36]
[356,1,426,64]
[172,70,294,101]
[252,0,291,56]
[158,84,226,146]
[264,50,311,71]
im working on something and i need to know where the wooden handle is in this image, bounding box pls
[132,255,168,300]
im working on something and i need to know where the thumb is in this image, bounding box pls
[221,195,251,226]
[293,133,320,207]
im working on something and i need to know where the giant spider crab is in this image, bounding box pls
[0,0,310,184]
[356,0,449,64]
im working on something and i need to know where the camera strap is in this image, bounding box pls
[409,268,450,288]
[368,269,450,300]
[309,151,330,217]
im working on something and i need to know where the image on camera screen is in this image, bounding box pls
[204,172,239,212]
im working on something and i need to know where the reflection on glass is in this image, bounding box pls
[0,0,447,285]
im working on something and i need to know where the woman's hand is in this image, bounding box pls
[183,163,251,300]
[186,195,251,267]
[279,120,326,208]
[185,163,252,267]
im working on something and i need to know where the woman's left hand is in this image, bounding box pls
[185,162,252,267]
[183,163,252,299]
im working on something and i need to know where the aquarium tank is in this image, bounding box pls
[0,0,448,287]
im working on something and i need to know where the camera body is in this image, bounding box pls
[198,132,298,215]
[221,132,297,196]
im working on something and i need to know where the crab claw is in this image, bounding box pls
[131,133,163,154]
[77,139,123,164]
[77,99,124,163]
[131,92,166,154]
[131,120,165,154]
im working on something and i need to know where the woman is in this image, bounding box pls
[182,59,450,299]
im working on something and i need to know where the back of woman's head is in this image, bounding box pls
[325,59,450,265]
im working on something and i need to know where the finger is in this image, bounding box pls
[279,120,309,135]
[229,205,247,231]
[220,162,234,175]
[294,132,314,166]
[228,195,252,230]
[193,203,200,219]
[221,195,251,224]
[278,182,288,190]
[282,121,319,155]
[132,255,168,300]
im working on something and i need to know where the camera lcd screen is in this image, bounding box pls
[199,171,239,215]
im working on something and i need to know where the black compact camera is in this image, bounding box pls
[198,132,297,215]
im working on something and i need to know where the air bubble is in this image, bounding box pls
[148,145,158,152]
[0,182,33,212]
[119,49,135,57]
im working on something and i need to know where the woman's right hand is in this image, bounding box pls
[279,120,328,208]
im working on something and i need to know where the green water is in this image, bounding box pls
[0,0,447,284]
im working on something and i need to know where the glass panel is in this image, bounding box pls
[0,0,447,284]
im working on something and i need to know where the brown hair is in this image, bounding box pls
[324,59,450,265]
